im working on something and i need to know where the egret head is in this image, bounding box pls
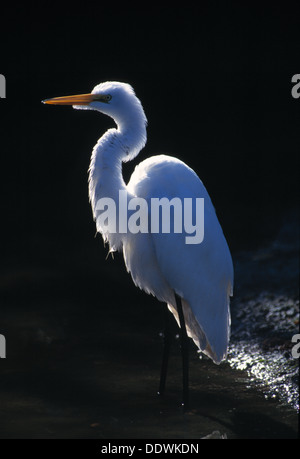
[43,81,147,130]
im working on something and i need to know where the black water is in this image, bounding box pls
[0,212,298,439]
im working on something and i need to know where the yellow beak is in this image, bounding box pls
[42,93,94,105]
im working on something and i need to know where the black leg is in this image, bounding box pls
[175,293,189,410]
[158,303,171,397]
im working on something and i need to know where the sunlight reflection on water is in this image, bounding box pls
[228,341,299,411]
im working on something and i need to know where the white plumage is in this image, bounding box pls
[44,81,233,365]
[126,155,233,363]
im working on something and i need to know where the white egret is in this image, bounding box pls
[43,82,234,408]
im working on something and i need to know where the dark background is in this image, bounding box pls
[1,3,299,265]
[0,2,299,438]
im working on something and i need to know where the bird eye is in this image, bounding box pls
[93,94,112,103]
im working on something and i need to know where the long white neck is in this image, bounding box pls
[88,118,147,250]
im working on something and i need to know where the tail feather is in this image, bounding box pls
[168,292,231,364]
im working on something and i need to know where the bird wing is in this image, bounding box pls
[127,155,233,363]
